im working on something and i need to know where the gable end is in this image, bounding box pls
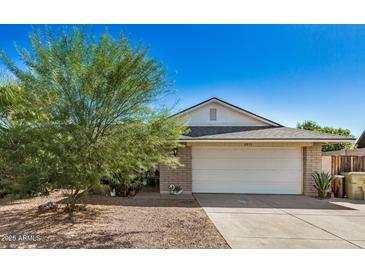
[171,97,282,127]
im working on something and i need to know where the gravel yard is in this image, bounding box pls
[0,192,228,249]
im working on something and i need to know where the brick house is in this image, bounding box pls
[159,98,354,196]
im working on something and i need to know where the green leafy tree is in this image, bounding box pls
[0,28,186,208]
[297,120,355,152]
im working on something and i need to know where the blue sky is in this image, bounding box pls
[0,25,364,138]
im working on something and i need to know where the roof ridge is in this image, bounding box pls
[170,97,283,127]
[286,126,355,139]
[182,125,356,140]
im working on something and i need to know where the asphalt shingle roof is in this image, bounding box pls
[357,130,365,148]
[180,126,355,141]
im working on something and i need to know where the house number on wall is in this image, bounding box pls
[243,143,253,147]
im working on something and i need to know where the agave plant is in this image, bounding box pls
[312,171,333,198]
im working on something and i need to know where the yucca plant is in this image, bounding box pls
[312,171,333,198]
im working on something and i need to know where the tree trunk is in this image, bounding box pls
[67,187,91,211]
[66,189,79,212]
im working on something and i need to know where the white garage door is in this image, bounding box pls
[192,146,302,194]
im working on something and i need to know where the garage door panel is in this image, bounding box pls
[192,147,302,194]
[194,170,302,182]
[193,147,301,159]
[193,159,302,170]
[192,182,300,194]
[193,181,301,194]
[194,180,301,186]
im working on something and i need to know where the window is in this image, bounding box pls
[209,108,217,121]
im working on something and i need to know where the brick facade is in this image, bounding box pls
[159,143,323,196]
[159,145,192,194]
[303,144,322,196]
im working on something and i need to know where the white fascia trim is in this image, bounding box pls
[179,139,355,143]
[176,98,279,127]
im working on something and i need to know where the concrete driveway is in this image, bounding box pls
[195,194,365,248]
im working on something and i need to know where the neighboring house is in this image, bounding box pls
[159,98,355,196]
[357,130,365,148]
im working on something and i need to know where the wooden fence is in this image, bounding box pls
[331,155,365,175]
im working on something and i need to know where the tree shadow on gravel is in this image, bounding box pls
[57,195,201,208]
[0,207,104,248]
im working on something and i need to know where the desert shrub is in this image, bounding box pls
[0,179,9,198]
[108,173,143,197]
[89,184,111,196]
[0,168,50,198]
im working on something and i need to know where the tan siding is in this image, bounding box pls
[322,156,332,173]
